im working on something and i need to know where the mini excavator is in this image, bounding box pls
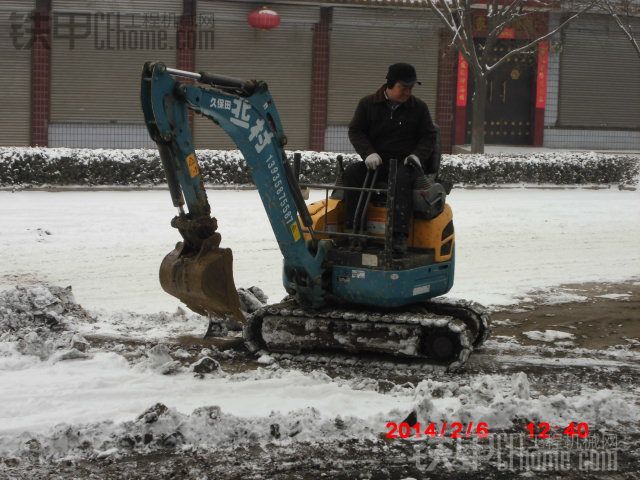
[141,62,490,370]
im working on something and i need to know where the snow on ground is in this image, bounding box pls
[0,188,639,469]
[0,351,411,436]
[522,330,575,342]
[518,289,589,305]
[0,284,414,459]
[0,188,639,313]
[596,293,632,300]
[0,361,637,461]
[409,373,639,430]
[77,308,209,342]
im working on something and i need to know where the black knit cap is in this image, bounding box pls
[386,63,421,86]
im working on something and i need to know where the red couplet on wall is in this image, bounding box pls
[456,53,469,107]
[536,41,549,109]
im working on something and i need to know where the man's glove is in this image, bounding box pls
[425,173,436,188]
[404,154,422,170]
[364,153,382,170]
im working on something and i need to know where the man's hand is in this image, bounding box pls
[364,153,382,170]
[404,154,422,170]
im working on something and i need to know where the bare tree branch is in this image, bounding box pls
[424,0,600,152]
[486,8,531,41]
[487,1,596,73]
[599,0,640,58]
[425,0,474,59]
[425,0,458,35]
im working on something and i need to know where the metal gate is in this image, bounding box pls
[558,14,640,129]
[49,0,180,148]
[465,40,535,145]
[194,0,318,150]
[0,1,34,146]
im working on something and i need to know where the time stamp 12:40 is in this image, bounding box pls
[385,421,590,439]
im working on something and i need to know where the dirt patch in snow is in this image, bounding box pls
[492,281,640,350]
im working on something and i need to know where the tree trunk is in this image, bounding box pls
[470,73,487,154]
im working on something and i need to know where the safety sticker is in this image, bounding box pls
[186,154,199,178]
[412,284,431,296]
[290,222,301,242]
[352,270,365,279]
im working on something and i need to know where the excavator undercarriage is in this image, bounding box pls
[245,299,490,371]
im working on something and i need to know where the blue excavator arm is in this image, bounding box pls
[141,62,327,319]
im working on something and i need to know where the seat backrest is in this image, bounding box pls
[424,124,442,176]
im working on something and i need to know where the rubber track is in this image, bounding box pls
[244,298,491,372]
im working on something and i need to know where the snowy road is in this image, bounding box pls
[0,350,411,435]
[1,188,638,313]
[1,188,639,478]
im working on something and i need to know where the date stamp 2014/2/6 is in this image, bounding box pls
[386,421,490,439]
[386,421,591,440]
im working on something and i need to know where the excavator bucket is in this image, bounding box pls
[159,241,244,324]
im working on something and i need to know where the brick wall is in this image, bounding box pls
[31,0,51,146]
[177,0,196,132]
[435,30,456,154]
[309,7,332,152]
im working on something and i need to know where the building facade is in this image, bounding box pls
[1,0,639,152]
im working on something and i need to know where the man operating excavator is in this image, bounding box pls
[142,61,490,369]
[345,63,439,254]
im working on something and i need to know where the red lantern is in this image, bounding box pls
[247,7,280,30]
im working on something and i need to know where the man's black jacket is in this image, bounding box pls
[348,85,438,174]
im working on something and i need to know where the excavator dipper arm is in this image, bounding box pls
[140,62,325,321]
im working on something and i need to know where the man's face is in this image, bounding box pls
[386,82,414,103]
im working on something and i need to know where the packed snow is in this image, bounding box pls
[596,293,631,300]
[522,330,576,342]
[1,188,638,312]
[0,351,411,436]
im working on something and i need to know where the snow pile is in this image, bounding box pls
[0,402,385,463]
[0,370,637,463]
[1,147,638,187]
[134,344,184,375]
[204,286,268,337]
[238,286,268,314]
[411,373,639,430]
[0,284,93,361]
[76,286,267,341]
